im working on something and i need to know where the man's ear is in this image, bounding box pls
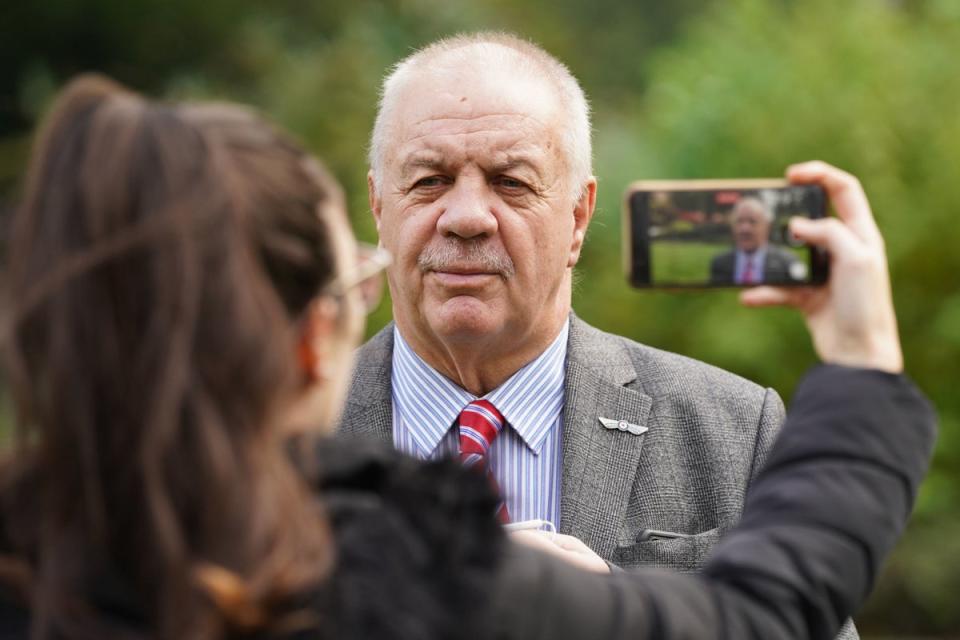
[568,177,598,268]
[368,170,382,233]
[297,298,340,385]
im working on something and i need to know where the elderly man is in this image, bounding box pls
[710,196,804,284]
[337,31,858,639]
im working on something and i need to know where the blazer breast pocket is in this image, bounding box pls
[612,527,722,572]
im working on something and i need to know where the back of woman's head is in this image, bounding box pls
[1,74,341,639]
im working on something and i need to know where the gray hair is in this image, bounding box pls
[368,32,593,200]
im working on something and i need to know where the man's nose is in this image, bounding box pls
[436,179,498,239]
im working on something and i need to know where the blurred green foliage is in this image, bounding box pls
[1,0,959,634]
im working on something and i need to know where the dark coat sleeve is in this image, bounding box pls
[489,365,936,640]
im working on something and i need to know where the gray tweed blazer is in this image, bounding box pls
[335,314,859,638]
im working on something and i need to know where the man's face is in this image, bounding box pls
[370,64,593,354]
[732,202,771,253]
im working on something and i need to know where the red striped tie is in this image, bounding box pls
[457,399,510,523]
[742,255,757,284]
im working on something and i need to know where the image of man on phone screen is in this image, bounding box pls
[709,196,804,284]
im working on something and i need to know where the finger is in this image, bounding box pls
[552,534,588,552]
[789,216,861,256]
[510,529,551,540]
[510,530,555,551]
[786,161,881,245]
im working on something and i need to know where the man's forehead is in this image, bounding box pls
[406,108,551,135]
[393,106,559,176]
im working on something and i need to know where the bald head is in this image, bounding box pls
[369,32,592,199]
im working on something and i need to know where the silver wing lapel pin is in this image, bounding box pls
[598,416,649,436]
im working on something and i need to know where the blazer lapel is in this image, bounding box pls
[336,323,394,444]
[559,315,652,559]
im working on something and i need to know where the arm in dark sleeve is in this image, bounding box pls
[696,365,936,639]
[489,365,936,640]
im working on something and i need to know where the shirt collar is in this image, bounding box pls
[392,319,569,457]
[738,246,767,263]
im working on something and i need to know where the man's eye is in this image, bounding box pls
[413,176,448,189]
[496,176,527,190]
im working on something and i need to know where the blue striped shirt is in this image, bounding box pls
[392,321,568,525]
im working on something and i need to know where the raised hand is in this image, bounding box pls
[740,161,903,374]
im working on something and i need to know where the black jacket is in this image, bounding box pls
[488,366,936,638]
[296,365,936,640]
[0,366,936,639]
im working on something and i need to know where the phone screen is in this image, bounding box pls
[625,181,829,288]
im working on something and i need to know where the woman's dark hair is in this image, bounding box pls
[0,74,342,639]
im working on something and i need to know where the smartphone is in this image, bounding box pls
[623,179,829,288]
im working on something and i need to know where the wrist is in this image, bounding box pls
[824,338,903,374]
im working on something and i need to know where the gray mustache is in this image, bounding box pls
[418,239,515,277]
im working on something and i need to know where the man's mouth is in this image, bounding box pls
[428,268,500,287]
[433,265,498,276]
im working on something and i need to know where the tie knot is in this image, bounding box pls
[457,399,505,459]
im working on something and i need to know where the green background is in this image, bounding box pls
[2,0,959,635]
